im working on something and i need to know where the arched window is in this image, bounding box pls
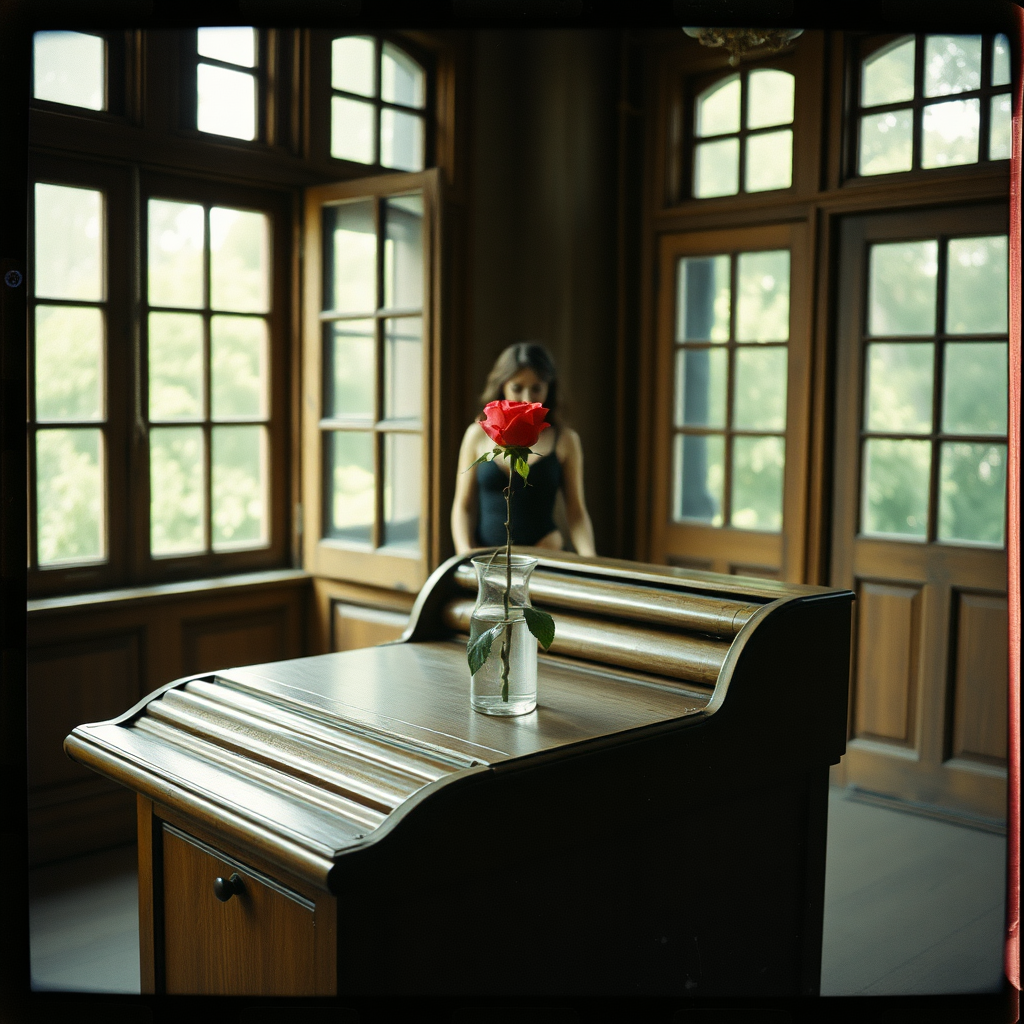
[855,33,1012,176]
[330,36,428,172]
[692,68,795,198]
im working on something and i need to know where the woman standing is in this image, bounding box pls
[451,343,597,557]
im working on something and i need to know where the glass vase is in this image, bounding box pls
[469,553,539,716]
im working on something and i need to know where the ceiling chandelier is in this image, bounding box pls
[682,27,804,67]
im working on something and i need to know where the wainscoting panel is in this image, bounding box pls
[949,592,1008,767]
[26,571,311,865]
[853,582,922,748]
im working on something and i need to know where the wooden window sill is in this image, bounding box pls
[27,569,312,618]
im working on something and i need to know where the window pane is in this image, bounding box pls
[946,236,1008,334]
[34,183,103,301]
[212,424,266,550]
[942,342,1007,435]
[746,69,794,129]
[327,431,374,543]
[197,27,256,68]
[992,34,1011,87]
[323,200,376,314]
[148,200,204,309]
[33,32,104,111]
[674,348,727,428]
[744,130,793,192]
[736,250,789,342]
[734,348,787,431]
[380,109,424,172]
[696,75,740,136]
[383,432,420,550]
[989,94,1012,160]
[148,313,203,420]
[859,109,914,175]
[384,317,422,420]
[325,319,375,418]
[212,316,267,420]
[150,426,205,555]
[921,99,980,168]
[673,433,725,525]
[332,36,375,96]
[694,138,739,198]
[938,443,1005,545]
[862,438,930,538]
[862,37,915,106]
[868,241,938,336]
[36,428,104,564]
[331,96,375,163]
[210,208,269,313]
[35,305,103,422]
[676,255,730,342]
[198,64,256,141]
[924,35,982,97]
[864,343,934,434]
[730,435,784,531]
[381,43,425,108]
[383,194,423,309]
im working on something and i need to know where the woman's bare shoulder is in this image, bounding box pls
[461,420,489,455]
[557,426,582,457]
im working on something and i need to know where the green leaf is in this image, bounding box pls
[523,606,555,650]
[464,447,502,472]
[514,456,530,481]
[467,621,504,675]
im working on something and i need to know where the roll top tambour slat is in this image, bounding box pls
[131,716,386,833]
[453,564,758,639]
[146,688,433,813]
[443,598,729,688]
[184,678,457,781]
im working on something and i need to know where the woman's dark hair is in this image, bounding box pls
[478,343,561,426]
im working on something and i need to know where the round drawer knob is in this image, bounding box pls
[213,873,245,902]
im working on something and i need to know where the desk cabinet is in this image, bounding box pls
[68,551,854,998]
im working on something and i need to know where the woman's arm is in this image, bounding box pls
[451,423,482,555]
[560,429,597,557]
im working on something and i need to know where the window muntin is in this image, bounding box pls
[856,34,1013,176]
[693,69,795,199]
[146,198,271,556]
[29,183,107,567]
[320,192,425,554]
[32,32,105,112]
[196,27,258,141]
[671,249,791,531]
[860,234,1008,545]
[330,37,427,172]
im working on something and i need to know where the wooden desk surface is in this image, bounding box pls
[218,639,711,767]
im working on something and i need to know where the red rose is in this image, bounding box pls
[480,400,550,449]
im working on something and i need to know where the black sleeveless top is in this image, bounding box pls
[475,432,563,547]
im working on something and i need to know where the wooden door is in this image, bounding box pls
[831,205,1009,825]
[649,223,813,581]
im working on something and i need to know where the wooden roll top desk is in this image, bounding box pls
[65,550,854,999]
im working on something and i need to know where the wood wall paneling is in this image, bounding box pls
[27,632,142,864]
[853,582,922,748]
[182,608,290,676]
[950,592,1009,766]
[333,603,409,653]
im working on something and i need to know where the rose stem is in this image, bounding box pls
[500,451,514,702]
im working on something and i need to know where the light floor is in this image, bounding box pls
[28,786,1008,996]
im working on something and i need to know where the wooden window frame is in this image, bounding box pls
[302,169,440,595]
[649,221,812,582]
[844,31,1013,184]
[179,28,271,146]
[308,31,436,176]
[29,30,130,122]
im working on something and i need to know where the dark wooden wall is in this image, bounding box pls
[466,30,620,556]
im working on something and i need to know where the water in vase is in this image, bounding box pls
[469,614,538,716]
